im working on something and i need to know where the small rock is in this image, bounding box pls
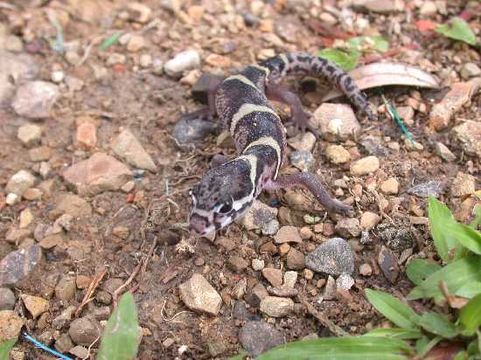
[0,245,42,286]
[21,294,49,318]
[55,333,74,353]
[356,0,405,13]
[286,247,305,270]
[378,223,414,251]
[419,1,437,15]
[22,188,42,200]
[350,156,380,176]
[0,310,24,342]
[6,170,36,196]
[62,153,132,195]
[69,346,89,359]
[241,200,278,233]
[305,237,355,275]
[283,271,298,288]
[289,150,314,171]
[205,54,231,68]
[12,81,59,119]
[171,117,218,146]
[126,2,152,23]
[380,177,399,195]
[191,73,225,104]
[451,172,475,197]
[251,259,265,271]
[51,70,65,83]
[76,275,91,289]
[75,122,97,149]
[0,288,16,310]
[303,269,314,280]
[378,246,399,283]
[5,193,19,206]
[179,274,222,315]
[407,181,444,198]
[19,208,33,229]
[452,120,481,159]
[429,79,481,131]
[360,212,381,230]
[17,124,42,146]
[54,214,74,232]
[288,132,316,152]
[164,50,201,77]
[51,193,92,219]
[207,341,227,357]
[336,273,354,291]
[111,129,156,171]
[274,226,302,244]
[121,181,135,193]
[228,256,248,273]
[52,306,76,329]
[278,243,290,256]
[126,35,146,52]
[246,283,269,307]
[322,275,337,300]
[335,218,361,238]
[460,63,481,80]
[106,53,126,66]
[239,321,284,356]
[397,106,414,123]
[55,276,76,301]
[5,228,31,244]
[112,226,130,239]
[404,139,424,151]
[139,54,152,68]
[0,50,38,105]
[28,146,51,162]
[434,142,456,162]
[262,268,283,287]
[259,296,294,317]
[69,317,102,346]
[313,103,361,141]
[359,263,372,276]
[325,145,351,164]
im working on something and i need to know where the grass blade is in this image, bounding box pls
[406,259,441,286]
[445,222,481,255]
[459,294,481,333]
[363,328,422,340]
[365,289,420,329]
[419,312,457,338]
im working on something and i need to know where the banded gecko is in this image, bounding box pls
[188,53,375,236]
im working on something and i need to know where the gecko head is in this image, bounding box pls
[189,160,255,235]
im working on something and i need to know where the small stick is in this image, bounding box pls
[75,269,107,317]
[112,262,142,307]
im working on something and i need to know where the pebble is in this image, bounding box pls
[262,268,283,287]
[289,150,314,171]
[0,50,38,105]
[350,156,380,176]
[126,35,146,52]
[179,274,222,315]
[106,53,126,66]
[313,103,361,141]
[407,181,444,198]
[0,288,16,310]
[5,193,19,206]
[434,142,456,162]
[325,145,351,164]
[288,132,316,152]
[205,54,231,68]
[451,172,475,197]
[336,273,354,291]
[305,237,355,275]
[0,245,42,287]
[378,246,399,283]
[259,296,294,317]
[75,121,97,149]
[238,321,284,356]
[111,129,157,171]
[460,63,481,80]
[23,188,42,201]
[69,346,89,359]
[12,81,59,119]
[21,294,49,318]
[246,283,269,307]
[69,317,102,346]
[52,306,76,329]
[356,0,405,13]
[164,50,201,77]
[419,1,437,15]
[17,124,42,146]
[286,247,305,270]
[19,208,33,229]
[29,146,51,162]
[378,223,414,251]
[112,226,130,239]
[62,153,132,195]
[51,70,65,83]
[359,263,372,276]
[171,117,218,146]
[303,269,314,280]
[360,212,381,230]
[139,54,152,68]
[322,275,337,300]
[55,333,74,353]
[241,200,278,233]
[335,218,361,238]
[279,243,290,256]
[452,120,481,159]
[228,256,248,273]
[380,177,399,195]
[5,228,31,244]
[0,310,24,342]
[55,275,77,301]
[126,2,152,23]
[51,193,92,219]
[274,226,302,244]
[6,170,36,196]
[283,271,298,289]
[252,259,265,271]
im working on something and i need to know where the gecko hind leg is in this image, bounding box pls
[265,172,353,215]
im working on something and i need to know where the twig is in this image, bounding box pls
[112,262,142,307]
[83,335,101,360]
[75,269,107,317]
[300,298,349,337]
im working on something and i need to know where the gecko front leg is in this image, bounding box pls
[265,172,353,215]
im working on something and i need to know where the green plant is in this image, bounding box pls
[234,198,481,359]
[0,338,16,360]
[435,17,477,46]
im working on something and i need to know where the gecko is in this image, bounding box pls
[187,52,375,236]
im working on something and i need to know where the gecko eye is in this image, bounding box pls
[216,198,233,214]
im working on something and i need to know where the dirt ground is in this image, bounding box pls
[0,0,480,359]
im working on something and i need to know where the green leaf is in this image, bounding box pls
[365,289,420,329]
[97,293,139,360]
[445,221,481,255]
[363,328,422,340]
[428,197,458,262]
[100,32,123,51]
[452,350,466,360]
[435,17,477,46]
[415,336,441,358]
[408,256,481,301]
[0,339,16,360]
[347,36,390,53]
[317,48,360,71]
[455,282,481,298]
[406,259,441,286]
[460,294,481,333]
[419,312,457,338]
[257,337,411,360]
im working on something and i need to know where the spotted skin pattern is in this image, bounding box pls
[189,53,374,235]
